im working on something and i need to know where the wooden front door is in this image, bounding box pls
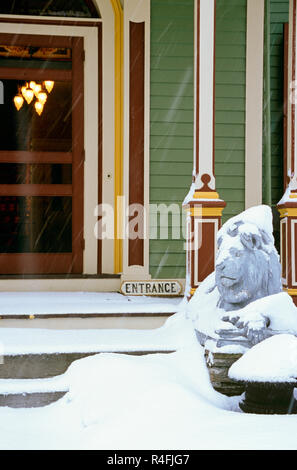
[0,33,84,274]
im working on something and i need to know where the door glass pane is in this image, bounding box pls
[0,80,72,152]
[0,164,72,184]
[0,196,72,253]
[0,0,100,18]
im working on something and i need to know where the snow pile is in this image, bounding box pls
[2,330,297,449]
[229,334,297,383]
[278,174,297,205]
[186,286,297,354]
[225,292,297,335]
[184,271,223,339]
[63,340,231,449]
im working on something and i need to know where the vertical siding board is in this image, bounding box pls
[215,0,247,223]
[268,0,289,205]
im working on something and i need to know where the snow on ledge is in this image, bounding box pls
[0,292,181,316]
[228,334,297,383]
[0,375,69,395]
[0,315,195,356]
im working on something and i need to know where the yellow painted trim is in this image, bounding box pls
[110,0,123,273]
[278,208,297,218]
[188,207,224,217]
[193,191,220,199]
[278,208,287,218]
[187,207,202,216]
[287,288,297,296]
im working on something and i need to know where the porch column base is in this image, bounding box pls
[183,189,226,300]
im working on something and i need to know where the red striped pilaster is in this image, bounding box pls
[128,21,145,267]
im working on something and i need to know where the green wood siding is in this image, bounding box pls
[268,0,289,205]
[149,0,194,279]
[215,0,247,223]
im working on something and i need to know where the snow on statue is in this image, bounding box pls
[186,205,297,353]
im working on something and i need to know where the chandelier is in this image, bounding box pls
[13,80,54,115]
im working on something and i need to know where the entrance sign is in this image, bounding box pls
[120,280,182,296]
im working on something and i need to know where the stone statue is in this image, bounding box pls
[215,220,282,311]
[189,205,297,351]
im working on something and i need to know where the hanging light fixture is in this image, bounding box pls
[44,80,54,93]
[34,101,44,116]
[13,94,24,111]
[14,79,53,114]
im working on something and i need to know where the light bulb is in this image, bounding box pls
[13,95,24,111]
[21,86,27,98]
[44,80,54,93]
[29,81,37,90]
[34,101,44,116]
[24,88,34,104]
[37,92,47,105]
[33,84,42,97]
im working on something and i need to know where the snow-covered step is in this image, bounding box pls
[0,292,181,330]
[0,292,181,316]
[0,324,181,379]
[0,316,193,408]
[0,375,69,408]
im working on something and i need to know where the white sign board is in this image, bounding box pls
[120,280,182,296]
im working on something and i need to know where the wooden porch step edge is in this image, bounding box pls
[0,350,176,380]
[0,312,175,319]
[0,392,67,408]
[0,349,176,407]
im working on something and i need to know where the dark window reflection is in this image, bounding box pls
[0,196,72,253]
[0,164,72,184]
[0,0,100,18]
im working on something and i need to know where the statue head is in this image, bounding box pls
[215,206,282,311]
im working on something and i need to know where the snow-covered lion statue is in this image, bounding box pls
[186,205,297,352]
[215,218,282,312]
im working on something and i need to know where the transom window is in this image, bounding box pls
[0,0,100,18]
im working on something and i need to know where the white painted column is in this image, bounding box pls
[194,0,216,191]
[292,0,297,179]
[94,0,116,274]
[245,0,264,209]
